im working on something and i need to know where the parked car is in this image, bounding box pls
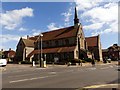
[0,55,7,67]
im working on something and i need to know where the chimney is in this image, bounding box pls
[9,48,11,51]
[27,35,29,39]
[113,44,117,46]
[1,49,3,51]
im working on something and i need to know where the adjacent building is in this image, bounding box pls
[85,35,103,61]
[1,48,16,62]
[15,37,35,63]
[102,44,120,61]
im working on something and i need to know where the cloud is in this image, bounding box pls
[47,23,62,31]
[18,27,27,31]
[61,6,73,26]
[75,0,104,11]
[1,34,20,43]
[1,7,34,30]
[83,22,104,30]
[82,3,117,23]
[91,21,118,36]
[80,2,118,35]
[32,29,41,36]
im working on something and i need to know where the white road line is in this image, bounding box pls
[9,75,57,83]
[87,67,96,71]
[49,72,57,74]
[8,73,38,78]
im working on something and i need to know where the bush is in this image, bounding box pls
[20,61,32,64]
[84,58,92,62]
[82,60,86,63]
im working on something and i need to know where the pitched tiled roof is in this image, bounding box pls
[21,26,79,47]
[108,44,120,51]
[27,46,76,58]
[102,49,108,52]
[36,26,78,41]
[3,50,16,57]
[22,39,34,47]
[8,51,16,57]
[85,36,98,47]
[28,36,38,41]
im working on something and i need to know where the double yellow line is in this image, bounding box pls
[84,84,119,88]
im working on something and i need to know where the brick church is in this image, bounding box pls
[15,7,103,64]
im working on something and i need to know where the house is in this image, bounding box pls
[15,37,36,63]
[102,44,120,61]
[102,49,109,61]
[85,35,103,61]
[0,49,4,59]
[3,48,16,62]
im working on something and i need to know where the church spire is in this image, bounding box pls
[74,7,79,26]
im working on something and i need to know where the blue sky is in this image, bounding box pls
[1,1,118,51]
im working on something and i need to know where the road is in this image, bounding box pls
[1,63,120,90]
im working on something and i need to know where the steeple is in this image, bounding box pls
[74,7,79,26]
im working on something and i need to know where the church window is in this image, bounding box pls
[65,39,69,45]
[46,41,49,47]
[55,40,59,46]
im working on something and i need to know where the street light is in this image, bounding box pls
[38,33,43,67]
[40,33,43,67]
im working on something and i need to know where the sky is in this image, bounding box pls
[0,1,119,51]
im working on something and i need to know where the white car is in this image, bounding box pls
[0,55,7,67]
[0,59,7,67]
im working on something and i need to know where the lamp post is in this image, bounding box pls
[41,33,43,67]
[38,33,43,67]
[40,33,43,67]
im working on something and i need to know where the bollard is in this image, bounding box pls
[43,61,46,68]
[32,61,35,66]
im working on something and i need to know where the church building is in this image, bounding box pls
[29,7,88,64]
[15,7,103,64]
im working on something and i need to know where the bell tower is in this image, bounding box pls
[74,7,79,27]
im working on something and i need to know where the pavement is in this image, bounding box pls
[5,61,119,67]
[0,61,118,72]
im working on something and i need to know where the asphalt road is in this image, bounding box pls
[1,63,120,90]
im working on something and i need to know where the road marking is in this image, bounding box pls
[49,72,57,74]
[101,67,110,70]
[109,65,113,68]
[8,73,38,78]
[84,84,119,88]
[87,67,96,71]
[61,70,74,73]
[9,75,57,83]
